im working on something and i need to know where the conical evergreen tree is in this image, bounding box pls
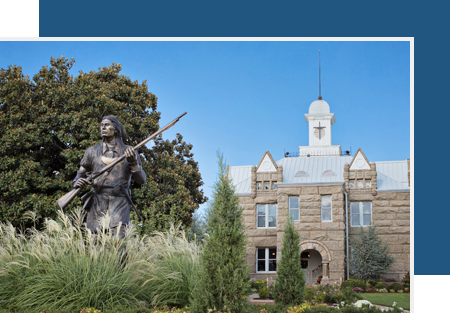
[189,152,249,313]
[349,226,394,283]
[273,213,305,305]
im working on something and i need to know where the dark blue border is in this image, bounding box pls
[39,0,446,275]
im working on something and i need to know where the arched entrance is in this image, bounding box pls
[300,240,332,284]
[301,249,322,284]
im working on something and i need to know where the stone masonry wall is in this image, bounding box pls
[348,192,410,283]
[277,185,347,282]
[242,184,347,282]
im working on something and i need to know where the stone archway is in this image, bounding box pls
[300,240,332,281]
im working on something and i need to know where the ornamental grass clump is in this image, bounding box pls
[0,209,201,312]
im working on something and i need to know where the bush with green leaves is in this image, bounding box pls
[401,271,410,290]
[335,286,364,304]
[374,282,389,291]
[0,209,201,312]
[340,279,367,292]
[258,286,270,299]
[388,283,404,292]
[251,279,267,292]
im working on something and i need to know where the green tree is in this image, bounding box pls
[0,57,207,232]
[273,213,305,306]
[189,152,249,313]
[187,209,206,243]
[348,226,394,283]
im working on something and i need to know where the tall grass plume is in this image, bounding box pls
[0,209,200,312]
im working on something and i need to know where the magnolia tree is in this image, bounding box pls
[0,57,207,234]
[349,226,394,283]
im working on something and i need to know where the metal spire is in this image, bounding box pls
[318,50,322,100]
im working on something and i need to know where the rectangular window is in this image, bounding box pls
[357,179,363,188]
[257,204,277,228]
[271,182,277,190]
[256,182,262,190]
[350,202,372,227]
[264,182,270,190]
[256,248,277,272]
[289,196,299,221]
[349,180,355,188]
[321,195,332,222]
[365,180,371,188]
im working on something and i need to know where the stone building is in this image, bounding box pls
[227,97,410,285]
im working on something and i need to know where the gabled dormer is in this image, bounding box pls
[344,148,377,195]
[251,151,283,198]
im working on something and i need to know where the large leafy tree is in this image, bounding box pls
[0,57,207,233]
[189,153,249,313]
[273,214,305,305]
[349,226,394,283]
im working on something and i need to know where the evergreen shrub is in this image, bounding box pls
[251,279,267,291]
[388,283,404,292]
[258,286,270,299]
[374,282,389,291]
[189,152,249,313]
[340,279,367,292]
[348,226,394,282]
[272,214,306,305]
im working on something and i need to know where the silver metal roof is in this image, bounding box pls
[228,157,410,194]
[228,166,252,195]
[277,156,353,184]
[375,161,409,191]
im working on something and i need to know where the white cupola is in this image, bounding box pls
[298,97,341,157]
[298,52,341,157]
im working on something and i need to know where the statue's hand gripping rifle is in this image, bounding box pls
[56,112,187,212]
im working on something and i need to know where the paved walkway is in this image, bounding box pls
[248,294,410,312]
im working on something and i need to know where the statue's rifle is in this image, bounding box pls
[56,112,187,211]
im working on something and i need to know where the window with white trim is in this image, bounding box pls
[256,247,277,272]
[321,195,332,222]
[257,204,277,228]
[289,196,299,221]
[350,202,372,227]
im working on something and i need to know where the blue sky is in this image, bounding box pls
[0,40,410,215]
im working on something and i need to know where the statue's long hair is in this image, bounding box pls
[102,116,128,143]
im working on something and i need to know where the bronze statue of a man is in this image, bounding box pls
[73,116,146,238]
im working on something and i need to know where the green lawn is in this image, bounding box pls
[363,293,410,310]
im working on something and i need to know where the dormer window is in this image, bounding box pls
[295,171,308,177]
[322,170,335,177]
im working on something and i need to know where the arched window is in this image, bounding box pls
[295,170,308,177]
[322,170,335,177]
